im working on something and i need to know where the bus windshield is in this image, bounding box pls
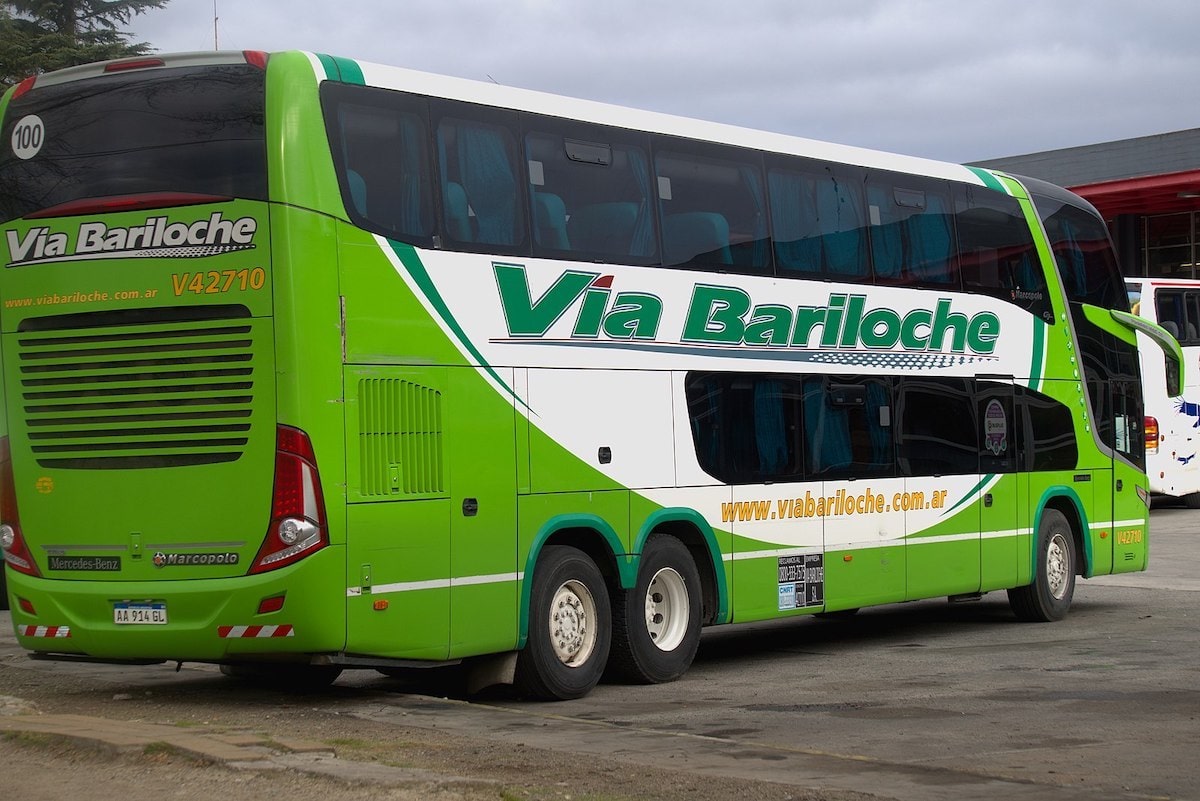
[0,64,266,224]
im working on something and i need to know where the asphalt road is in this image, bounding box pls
[2,505,1198,801]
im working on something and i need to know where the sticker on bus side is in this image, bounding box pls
[778,554,824,610]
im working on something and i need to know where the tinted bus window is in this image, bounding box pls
[894,377,976,476]
[655,141,770,272]
[867,174,957,287]
[1019,386,1078,471]
[767,159,869,280]
[524,120,657,263]
[0,65,266,223]
[956,185,1050,320]
[1154,289,1200,344]
[803,376,893,479]
[434,103,527,251]
[322,84,435,245]
[685,372,806,484]
[1033,193,1129,312]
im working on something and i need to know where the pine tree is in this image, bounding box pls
[2,1,169,88]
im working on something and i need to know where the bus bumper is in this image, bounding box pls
[4,546,346,662]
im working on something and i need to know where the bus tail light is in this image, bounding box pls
[1144,416,1159,454]
[249,426,328,574]
[12,75,36,100]
[243,51,269,70]
[0,437,40,577]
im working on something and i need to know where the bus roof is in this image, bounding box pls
[306,51,989,188]
[10,48,1001,190]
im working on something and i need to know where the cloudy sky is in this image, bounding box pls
[133,0,1200,164]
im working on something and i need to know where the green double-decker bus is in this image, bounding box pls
[0,51,1178,699]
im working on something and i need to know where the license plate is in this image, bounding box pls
[113,603,167,625]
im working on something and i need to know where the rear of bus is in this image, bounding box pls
[0,53,345,664]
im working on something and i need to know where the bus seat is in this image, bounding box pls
[663,211,732,265]
[532,191,570,250]
[1162,320,1180,339]
[567,201,638,254]
[443,181,474,242]
[346,169,368,217]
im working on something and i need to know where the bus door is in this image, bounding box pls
[1110,378,1147,572]
[976,379,1022,591]
[899,377,980,600]
[814,377,907,610]
[446,366,518,657]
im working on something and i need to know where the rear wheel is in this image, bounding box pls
[608,535,702,684]
[515,545,611,700]
[1183,492,1200,509]
[1008,508,1076,622]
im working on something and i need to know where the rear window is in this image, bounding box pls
[0,64,266,224]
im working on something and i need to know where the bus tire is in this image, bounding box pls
[1008,508,1076,622]
[608,535,702,684]
[515,545,611,701]
[1183,492,1200,509]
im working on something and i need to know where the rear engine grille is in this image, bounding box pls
[17,306,257,469]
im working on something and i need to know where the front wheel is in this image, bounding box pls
[515,545,611,701]
[608,535,702,684]
[1008,508,1076,622]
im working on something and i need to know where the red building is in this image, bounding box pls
[975,129,1200,278]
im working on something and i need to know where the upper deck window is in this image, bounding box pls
[1033,192,1129,312]
[0,65,266,224]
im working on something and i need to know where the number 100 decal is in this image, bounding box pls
[11,115,45,160]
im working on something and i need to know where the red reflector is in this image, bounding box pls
[243,50,269,70]
[18,598,35,615]
[373,600,389,611]
[104,57,166,73]
[257,595,286,614]
[12,75,36,99]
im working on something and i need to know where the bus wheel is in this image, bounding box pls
[515,545,611,701]
[608,535,701,684]
[219,662,343,691]
[1008,508,1076,622]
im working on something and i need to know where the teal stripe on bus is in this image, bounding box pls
[315,54,365,85]
[967,166,1007,193]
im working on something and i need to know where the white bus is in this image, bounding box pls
[1126,278,1200,505]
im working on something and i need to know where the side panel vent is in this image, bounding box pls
[358,377,445,497]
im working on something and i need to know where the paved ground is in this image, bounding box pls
[1,504,1197,800]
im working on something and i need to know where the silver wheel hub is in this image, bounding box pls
[550,579,597,666]
[1046,532,1070,600]
[645,567,689,652]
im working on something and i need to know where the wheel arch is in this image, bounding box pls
[518,514,629,650]
[635,508,729,626]
[1033,487,1090,578]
